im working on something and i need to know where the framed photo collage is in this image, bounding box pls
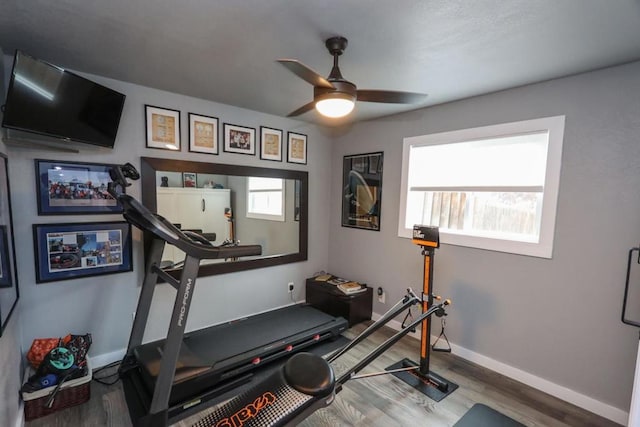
[144,104,308,164]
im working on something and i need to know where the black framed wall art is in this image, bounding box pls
[0,226,12,288]
[145,104,181,151]
[287,132,307,164]
[0,154,19,336]
[33,221,133,284]
[223,123,256,155]
[188,112,219,155]
[36,159,123,215]
[341,152,383,231]
[260,126,283,161]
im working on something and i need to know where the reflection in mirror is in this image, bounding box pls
[154,173,299,265]
[0,154,19,336]
[140,157,307,277]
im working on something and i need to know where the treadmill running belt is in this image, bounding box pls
[133,304,347,405]
[185,305,338,360]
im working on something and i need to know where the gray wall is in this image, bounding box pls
[0,310,22,427]
[2,54,333,359]
[0,46,23,427]
[328,61,640,412]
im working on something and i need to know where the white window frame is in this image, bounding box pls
[246,177,285,222]
[398,116,565,258]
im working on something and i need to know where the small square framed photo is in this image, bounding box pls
[188,113,219,155]
[223,123,256,155]
[145,105,181,151]
[260,126,283,162]
[287,132,307,164]
[183,172,197,188]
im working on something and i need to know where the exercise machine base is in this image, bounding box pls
[387,358,458,402]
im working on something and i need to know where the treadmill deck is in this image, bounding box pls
[133,304,347,405]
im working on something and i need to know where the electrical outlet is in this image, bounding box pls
[288,282,295,293]
[377,287,385,304]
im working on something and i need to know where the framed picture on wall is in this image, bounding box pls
[223,123,256,155]
[0,154,19,336]
[35,159,123,215]
[33,221,133,284]
[260,126,283,161]
[0,226,12,288]
[341,152,384,231]
[188,113,219,155]
[287,132,307,164]
[145,105,181,151]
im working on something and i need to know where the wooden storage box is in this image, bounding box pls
[306,278,373,327]
[22,357,92,421]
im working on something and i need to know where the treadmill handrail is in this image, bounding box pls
[119,193,262,260]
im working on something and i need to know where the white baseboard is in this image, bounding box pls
[14,401,24,427]
[371,312,629,426]
[89,348,126,370]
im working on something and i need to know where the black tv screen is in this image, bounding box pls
[1,51,126,148]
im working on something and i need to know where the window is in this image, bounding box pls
[398,116,565,258]
[246,177,285,221]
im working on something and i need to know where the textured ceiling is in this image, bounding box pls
[1,0,640,127]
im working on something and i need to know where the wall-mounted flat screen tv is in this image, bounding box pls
[1,51,126,149]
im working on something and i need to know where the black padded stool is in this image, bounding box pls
[284,352,334,397]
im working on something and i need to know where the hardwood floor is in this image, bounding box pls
[25,323,621,427]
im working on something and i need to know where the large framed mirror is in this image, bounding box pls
[140,157,308,277]
[0,153,19,336]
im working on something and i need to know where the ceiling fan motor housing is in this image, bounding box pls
[325,36,348,56]
[314,80,357,103]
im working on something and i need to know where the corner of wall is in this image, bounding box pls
[0,304,24,427]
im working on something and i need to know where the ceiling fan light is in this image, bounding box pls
[315,95,355,118]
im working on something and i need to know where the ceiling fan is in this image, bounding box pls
[277,36,428,118]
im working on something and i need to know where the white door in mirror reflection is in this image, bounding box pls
[156,187,231,264]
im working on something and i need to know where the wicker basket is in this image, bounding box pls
[22,357,92,421]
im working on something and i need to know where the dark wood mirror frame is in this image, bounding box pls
[140,157,308,277]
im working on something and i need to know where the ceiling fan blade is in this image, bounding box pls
[356,89,427,104]
[287,101,316,117]
[277,59,334,89]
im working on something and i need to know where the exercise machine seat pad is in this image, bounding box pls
[283,352,334,397]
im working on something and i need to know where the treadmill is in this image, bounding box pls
[108,164,347,427]
[134,305,346,407]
